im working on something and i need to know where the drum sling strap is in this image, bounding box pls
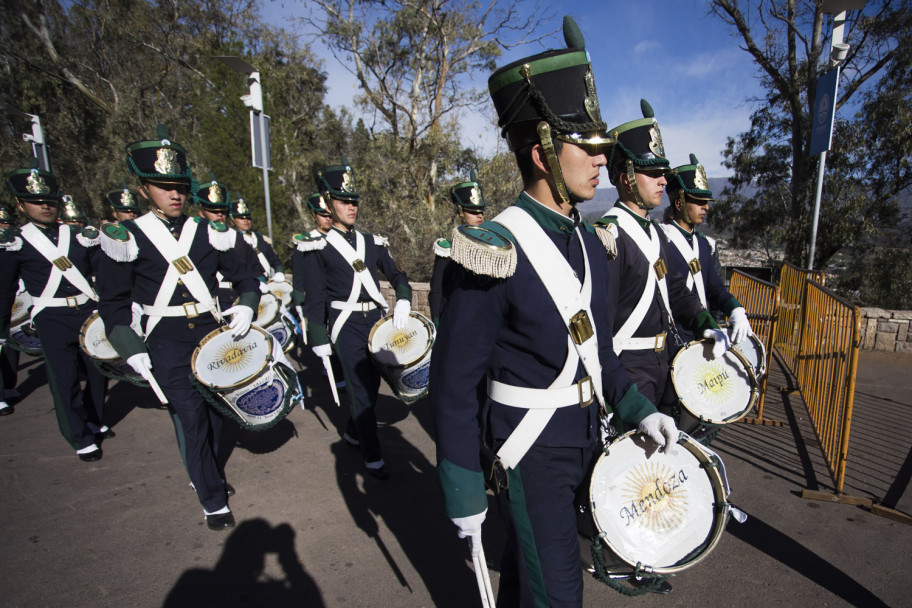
[243,231,273,277]
[324,229,389,344]
[134,213,221,336]
[604,209,672,354]
[660,223,707,309]
[490,206,604,469]
[20,223,98,320]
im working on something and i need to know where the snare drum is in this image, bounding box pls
[266,279,293,308]
[367,311,435,403]
[264,311,298,353]
[7,291,43,356]
[588,431,730,575]
[247,292,280,329]
[732,333,767,379]
[78,313,147,385]
[670,341,758,426]
[191,326,302,430]
[11,290,31,327]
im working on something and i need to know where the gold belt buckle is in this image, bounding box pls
[577,376,594,408]
[688,258,702,275]
[66,296,79,308]
[654,333,666,352]
[352,259,366,272]
[569,310,594,344]
[654,258,667,280]
[182,302,200,318]
[53,256,73,271]
[173,256,194,274]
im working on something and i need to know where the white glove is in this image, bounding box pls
[452,509,487,556]
[728,307,752,345]
[312,343,332,358]
[224,305,254,338]
[258,281,270,294]
[638,412,679,453]
[272,272,286,283]
[703,328,731,359]
[126,353,153,377]
[392,299,410,329]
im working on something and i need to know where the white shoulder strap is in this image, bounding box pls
[660,223,707,308]
[243,231,273,276]
[20,223,98,319]
[325,229,389,309]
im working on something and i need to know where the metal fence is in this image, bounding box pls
[774,261,825,370]
[729,270,781,425]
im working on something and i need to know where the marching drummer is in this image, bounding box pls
[106,184,142,223]
[0,205,19,416]
[594,102,731,431]
[430,18,679,606]
[0,162,111,460]
[228,196,285,285]
[660,154,752,345]
[295,158,412,481]
[428,172,486,327]
[96,125,260,530]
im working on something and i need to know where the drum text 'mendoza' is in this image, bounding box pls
[619,469,688,527]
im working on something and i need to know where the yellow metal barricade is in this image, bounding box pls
[796,280,862,500]
[774,261,825,370]
[729,270,781,425]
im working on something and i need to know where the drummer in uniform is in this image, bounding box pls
[0,205,19,416]
[106,185,142,223]
[0,163,110,460]
[661,154,751,346]
[430,18,679,606]
[228,196,286,285]
[96,126,260,530]
[594,102,731,416]
[429,173,486,327]
[295,158,413,481]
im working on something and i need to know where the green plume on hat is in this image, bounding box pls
[563,15,585,49]
[690,153,699,165]
[640,99,655,119]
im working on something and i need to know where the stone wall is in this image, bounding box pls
[859,308,912,353]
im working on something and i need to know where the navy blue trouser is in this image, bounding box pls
[333,309,383,463]
[0,340,19,396]
[497,443,600,608]
[34,305,107,450]
[147,321,226,513]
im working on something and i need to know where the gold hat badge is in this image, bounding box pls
[26,170,50,195]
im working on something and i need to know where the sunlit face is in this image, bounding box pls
[557,141,607,202]
[19,199,60,227]
[313,212,333,233]
[114,209,138,222]
[140,182,188,219]
[199,207,228,223]
[459,208,485,226]
[632,169,667,210]
[331,198,358,230]
[232,216,253,231]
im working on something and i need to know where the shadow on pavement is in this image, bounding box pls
[162,518,324,608]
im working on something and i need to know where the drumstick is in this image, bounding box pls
[321,355,341,407]
[139,369,169,405]
[472,544,496,608]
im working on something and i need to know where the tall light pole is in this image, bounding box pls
[21,113,52,172]
[215,55,274,241]
[807,0,866,269]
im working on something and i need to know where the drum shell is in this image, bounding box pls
[670,340,758,426]
[78,312,147,385]
[264,313,297,353]
[367,312,435,403]
[266,280,293,308]
[732,334,766,379]
[241,292,280,329]
[588,431,729,575]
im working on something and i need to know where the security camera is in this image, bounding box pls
[831,43,850,66]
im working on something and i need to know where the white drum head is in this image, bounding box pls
[11,291,31,327]
[368,312,434,368]
[79,313,121,361]
[733,334,766,379]
[249,292,279,328]
[267,280,292,307]
[671,341,758,425]
[590,432,727,574]
[192,326,273,390]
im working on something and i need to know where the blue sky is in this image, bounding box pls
[260,0,767,177]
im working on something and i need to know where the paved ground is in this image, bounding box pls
[1,346,910,607]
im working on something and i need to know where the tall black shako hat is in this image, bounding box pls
[315,155,358,203]
[666,154,713,204]
[449,169,486,212]
[488,16,614,204]
[607,99,669,208]
[306,192,331,216]
[126,124,192,186]
[106,183,141,213]
[61,195,87,224]
[230,196,253,218]
[7,158,62,204]
[195,172,230,211]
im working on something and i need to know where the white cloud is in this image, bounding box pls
[633,40,663,55]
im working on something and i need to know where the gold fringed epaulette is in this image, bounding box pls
[99,222,138,262]
[433,238,451,258]
[372,234,390,247]
[292,233,326,252]
[451,225,516,278]
[593,224,618,260]
[208,221,235,251]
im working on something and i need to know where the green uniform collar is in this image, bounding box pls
[516,191,578,235]
[668,219,697,242]
[613,200,654,233]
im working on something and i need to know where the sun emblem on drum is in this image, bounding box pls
[693,361,733,404]
[216,341,253,373]
[619,462,689,533]
[385,330,413,355]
